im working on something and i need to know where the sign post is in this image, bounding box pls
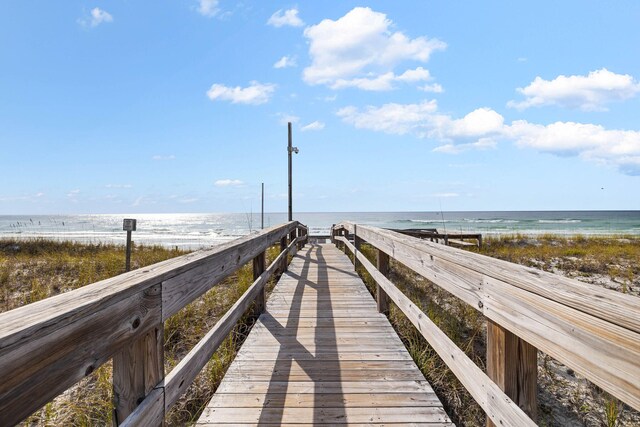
[123,218,137,272]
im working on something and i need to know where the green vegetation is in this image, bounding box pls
[0,238,282,426]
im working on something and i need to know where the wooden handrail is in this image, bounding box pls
[335,235,535,426]
[121,237,302,426]
[332,222,640,422]
[0,221,306,426]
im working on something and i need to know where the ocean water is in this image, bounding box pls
[1,211,639,249]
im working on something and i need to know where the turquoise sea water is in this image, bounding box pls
[1,211,639,249]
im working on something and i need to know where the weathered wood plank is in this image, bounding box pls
[0,284,162,426]
[197,243,450,425]
[207,392,442,408]
[119,387,165,427]
[336,224,640,411]
[487,319,537,426]
[163,239,297,412]
[340,223,640,333]
[162,223,297,320]
[340,237,535,426]
[113,322,164,424]
[215,380,435,394]
[197,406,449,424]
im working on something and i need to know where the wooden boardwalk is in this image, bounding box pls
[197,243,452,426]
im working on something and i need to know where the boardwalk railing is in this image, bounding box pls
[331,222,640,427]
[0,221,308,426]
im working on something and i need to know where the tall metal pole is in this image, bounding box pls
[261,182,264,230]
[288,122,293,222]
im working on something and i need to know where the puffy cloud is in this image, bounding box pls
[267,8,304,27]
[419,83,444,93]
[508,68,640,111]
[337,99,640,174]
[196,0,219,17]
[301,121,325,132]
[79,7,113,28]
[507,120,640,174]
[215,179,244,187]
[337,100,438,135]
[206,81,276,105]
[274,56,297,69]
[303,7,445,90]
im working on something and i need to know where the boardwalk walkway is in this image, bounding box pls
[197,243,452,426]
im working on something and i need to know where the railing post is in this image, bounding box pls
[376,249,390,314]
[486,319,538,426]
[279,236,287,273]
[112,285,164,425]
[253,251,266,315]
[354,228,362,270]
[343,229,349,254]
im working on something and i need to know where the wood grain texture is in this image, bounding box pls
[113,323,164,424]
[486,319,537,426]
[335,223,640,411]
[162,222,298,320]
[338,236,536,427]
[0,284,162,426]
[197,243,450,425]
[0,222,299,426]
[163,238,298,412]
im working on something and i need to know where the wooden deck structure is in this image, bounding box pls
[197,243,451,425]
[1,220,639,427]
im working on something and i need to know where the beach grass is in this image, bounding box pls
[0,238,282,426]
[2,235,639,426]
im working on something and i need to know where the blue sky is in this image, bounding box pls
[1,1,639,214]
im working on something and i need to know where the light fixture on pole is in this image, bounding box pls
[288,122,299,222]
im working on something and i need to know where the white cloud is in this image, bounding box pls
[303,7,445,90]
[267,8,304,27]
[331,67,435,91]
[433,139,497,154]
[152,155,176,161]
[338,99,640,175]
[206,81,276,105]
[508,68,640,111]
[215,179,244,187]
[507,120,640,175]
[79,7,113,28]
[274,56,297,69]
[105,184,133,189]
[196,0,219,17]
[419,83,444,93]
[337,100,438,135]
[432,192,459,198]
[301,121,325,132]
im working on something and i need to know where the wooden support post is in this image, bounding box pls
[486,319,538,426]
[376,249,390,314]
[253,251,266,315]
[280,236,287,274]
[343,230,350,255]
[125,230,132,272]
[113,286,164,426]
[354,234,362,270]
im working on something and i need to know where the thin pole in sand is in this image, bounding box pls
[261,182,264,230]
